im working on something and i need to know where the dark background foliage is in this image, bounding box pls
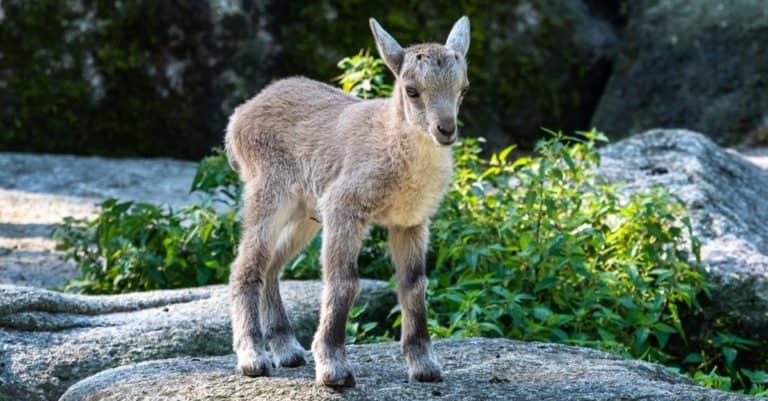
[0,0,623,158]
[0,0,280,158]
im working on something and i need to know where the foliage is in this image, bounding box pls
[54,151,240,293]
[429,130,701,350]
[3,1,621,157]
[55,199,239,294]
[692,368,768,397]
[345,303,394,345]
[335,50,393,99]
[0,0,252,159]
[190,148,242,204]
[425,132,767,392]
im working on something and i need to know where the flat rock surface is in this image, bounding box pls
[599,129,768,332]
[59,338,748,401]
[0,280,395,401]
[0,152,197,289]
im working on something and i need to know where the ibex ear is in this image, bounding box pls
[446,16,470,57]
[369,18,404,75]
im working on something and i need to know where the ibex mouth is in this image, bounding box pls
[436,137,456,146]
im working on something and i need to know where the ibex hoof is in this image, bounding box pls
[275,350,307,368]
[409,358,443,383]
[272,338,307,368]
[315,359,356,387]
[237,350,273,377]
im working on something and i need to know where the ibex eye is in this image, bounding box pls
[405,86,420,98]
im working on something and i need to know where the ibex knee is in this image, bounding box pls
[397,262,427,292]
[328,273,361,305]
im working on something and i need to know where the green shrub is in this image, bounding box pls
[421,131,767,393]
[54,149,240,294]
[335,50,393,99]
[429,130,702,353]
[55,199,239,293]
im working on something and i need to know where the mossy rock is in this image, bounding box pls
[0,0,280,159]
[592,0,768,145]
[0,1,617,158]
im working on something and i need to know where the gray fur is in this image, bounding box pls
[446,16,471,56]
[225,16,471,387]
[370,18,405,74]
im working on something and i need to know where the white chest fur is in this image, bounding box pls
[374,137,453,228]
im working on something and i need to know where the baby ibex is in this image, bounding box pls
[225,16,470,387]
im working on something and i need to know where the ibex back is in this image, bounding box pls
[225,16,470,387]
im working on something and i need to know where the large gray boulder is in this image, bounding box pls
[0,152,197,289]
[592,0,768,144]
[0,280,395,401]
[598,129,768,333]
[59,338,748,401]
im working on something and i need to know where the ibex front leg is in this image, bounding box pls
[311,206,366,387]
[389,224,442,382]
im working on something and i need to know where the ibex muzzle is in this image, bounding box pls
[225,16,471,388]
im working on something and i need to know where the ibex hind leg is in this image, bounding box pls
[230,182,288,377]
[261,216,320,368]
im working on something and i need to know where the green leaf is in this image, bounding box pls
[683,353,704,364]
[498,146,516,163]
[634,328,650,350]
[532,306,551,322]
[195,267,214,285]
[534,277,558,292]
[722,346,738,367]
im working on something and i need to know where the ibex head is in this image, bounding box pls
[370,16,471,146]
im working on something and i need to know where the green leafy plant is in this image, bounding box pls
[335,49,393,99]
[55,199,239,294]
[189,148,242,205]
[416,131,767,393]
[54,151,241,293]
[428,130,704,350]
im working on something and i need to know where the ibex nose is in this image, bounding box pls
[437,119,456,136]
